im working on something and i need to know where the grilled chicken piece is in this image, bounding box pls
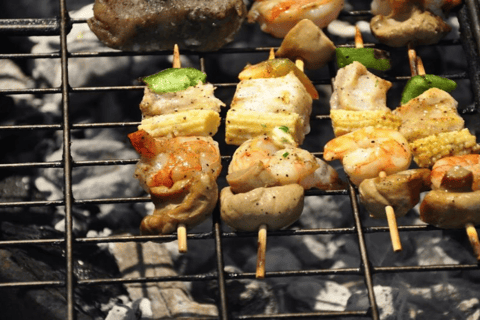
[139,83,225,118]
[220,184,305,231]
[370,5,451,47]
[330,61,392,111]
[231,72,313,135]
[88,0,247,52]
[276,19,336,70]
[393,88,464,142]
[359,169,431,219]
[420,166,480,229]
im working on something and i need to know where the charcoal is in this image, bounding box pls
[0,175,56,225]
[0,222,127,320]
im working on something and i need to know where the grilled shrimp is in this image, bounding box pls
[323,126,411,185]
[227,134,345,192]
[431,154,480,191]
[247,0,344,38]
[129,130,221,196]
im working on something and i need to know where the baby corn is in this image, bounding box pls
[410,129,480,167]
[330,109,401,136]
[225,109,304,146]
[139,109,221,138]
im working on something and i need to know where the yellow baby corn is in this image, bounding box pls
[410,128,480,167]
[225,109,304,145]
[330,109,401,136]
[139,109,221,138]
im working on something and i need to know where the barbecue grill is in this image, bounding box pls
[1,0,480,319]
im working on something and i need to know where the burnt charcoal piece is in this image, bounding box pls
[87,0,247,52]
[0,222,126,320]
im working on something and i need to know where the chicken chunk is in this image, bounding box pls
[330,61,392,111]
[393,88,464,142]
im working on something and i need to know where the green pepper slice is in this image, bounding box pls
[401,74,457,105]
[142,68,207,93]
[335,48,391,71]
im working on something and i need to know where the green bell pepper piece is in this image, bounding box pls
[335,47,391,71]
[142,68,207,93]
[401,74,457,105]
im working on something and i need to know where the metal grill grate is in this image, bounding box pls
[1,1,480,319]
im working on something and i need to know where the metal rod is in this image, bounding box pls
[58,0,75,318]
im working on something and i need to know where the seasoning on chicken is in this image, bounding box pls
[329,60,400,136]
[420,165,480,260]
[359,169,431,219]
[225,58,318,146]
[275,19,336,70]
[88,0,247,52]
[323,126,412,186]
[394,88,464,142]
[247,0,344,38]
[370,1,453,47]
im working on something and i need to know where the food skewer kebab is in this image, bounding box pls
[222,51,345,278]
[420,154,480,260]
[393,45,480,168]
[327,28,412,251]
[129,45,223,253]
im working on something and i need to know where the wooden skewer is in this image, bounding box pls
[256,224,268,279]
[407,43,418,77]
[354,25,364,49]
[466,223,480,261]
[352,28,402,252]
[416,56,426,76]
[171,44,188,253]
[379,171,403,252]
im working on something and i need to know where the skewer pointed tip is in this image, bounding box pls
[354,25,364,49]
[173,44,181,68]
[268,48,275,60]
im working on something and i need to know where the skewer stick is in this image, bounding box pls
[256,224,268,278]
[379,171,403,252]
[269,47,275,60]
[416,56,426,76]
[466,223,480,261]
[171,44,188,253]
[172,44,181,68]
[407,43,418,77]
[354,25,364,49]
[353,28,402,252]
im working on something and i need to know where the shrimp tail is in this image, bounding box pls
[128,129,158,158]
